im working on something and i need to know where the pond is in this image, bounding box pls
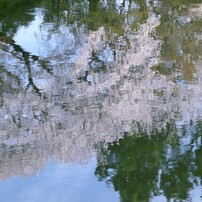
[0,0,202,201]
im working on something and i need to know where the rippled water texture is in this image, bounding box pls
[0,0,202,201]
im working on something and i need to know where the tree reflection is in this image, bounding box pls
[1,0,202,186]
[95,123,202,201]
[0,0,42,36]
[0,0,151,96]
[155,1,202,82]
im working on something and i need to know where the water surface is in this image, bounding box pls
[0,0,202,201]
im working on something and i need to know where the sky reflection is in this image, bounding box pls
[0,157,119,202]
[1,0,202,201]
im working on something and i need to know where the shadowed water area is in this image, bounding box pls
[0,0,202,201]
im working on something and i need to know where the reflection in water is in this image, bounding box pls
[0,1,162,178]
[95,123,202,201]
[0,0,202,201]
[0,157,119,202]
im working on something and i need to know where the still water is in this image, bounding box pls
[0,0,202,201]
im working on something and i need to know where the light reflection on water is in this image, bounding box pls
[0,0,202,201]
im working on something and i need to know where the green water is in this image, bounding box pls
[0,0,202,201]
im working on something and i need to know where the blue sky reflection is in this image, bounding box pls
[0,157,119,202]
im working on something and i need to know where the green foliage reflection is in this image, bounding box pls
[95,123,202,201]
[156,1,202,82]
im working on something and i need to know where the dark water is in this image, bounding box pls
[0,0,202,201]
